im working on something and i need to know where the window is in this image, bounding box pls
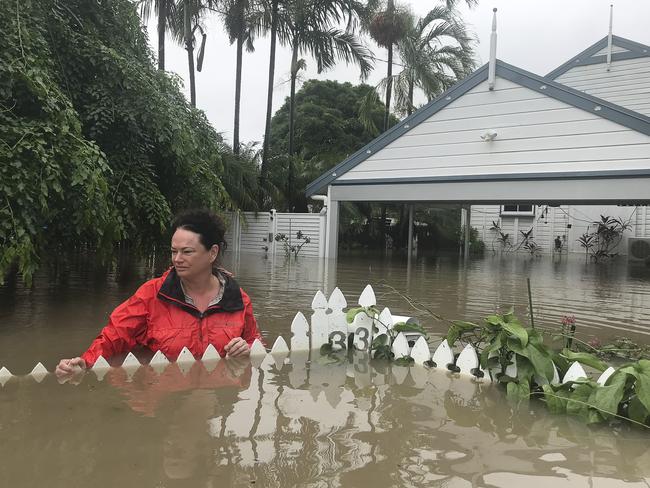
[500,205,535,217]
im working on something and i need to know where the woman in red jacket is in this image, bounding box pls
[55,209,263,377]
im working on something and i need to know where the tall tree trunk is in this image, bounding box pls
[383,0,395,132]
[384,43,393,132]
[407,79,414,116]
[157,0,166,70]
[288,44,298,157]
[184,1,196,107]
[287,43,299,211]
[260,0,279,195]
[233,34,244,155]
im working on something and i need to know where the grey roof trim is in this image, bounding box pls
[331,169,650,187]
[305,63,490,196]
[546,35,650,79]
[306,59,650,198]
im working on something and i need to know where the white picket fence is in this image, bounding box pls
[0,284,616,388]
[225,211,325,258]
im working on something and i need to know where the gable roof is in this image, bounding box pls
[305,59,650,197]
[546,35,650,79]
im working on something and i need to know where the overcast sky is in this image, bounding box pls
[146,0,650,146]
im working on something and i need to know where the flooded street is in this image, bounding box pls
[1,252,650,487]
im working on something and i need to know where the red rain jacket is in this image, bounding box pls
[81,268,263,366]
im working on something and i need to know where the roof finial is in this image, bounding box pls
[488,8,497,90]
[606,4,613,71]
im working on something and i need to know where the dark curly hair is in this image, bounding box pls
[171,209,228,253]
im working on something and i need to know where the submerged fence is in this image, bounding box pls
[0,285,615,388]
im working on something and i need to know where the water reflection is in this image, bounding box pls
[1,353,649,487]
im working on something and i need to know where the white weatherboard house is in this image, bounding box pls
[306,28,650,259]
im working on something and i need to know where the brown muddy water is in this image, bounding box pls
[1,252,650,487]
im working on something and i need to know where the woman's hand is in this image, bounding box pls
[224,337,250,358]
[55,357,87,379]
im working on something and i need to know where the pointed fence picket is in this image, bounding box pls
[93,356,111,370]
[0,366,12,386]
[177,347,195,364]
[122,352,140,369]
[391,333,410,359]
[30,362,48,383]
[456,344,479,376]
[377,308,393,336]
[201,344,220,362]
[327,287,348,351]
[597,366,616,386]
[290,312,310,351]
[432,340,455,370]
[563,361,588,383]
[310,291,329,350]
[249,339,267,356]
[270,336,289,355]
[410,336,431,365]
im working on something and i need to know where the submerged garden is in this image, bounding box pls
[2,0,650,486]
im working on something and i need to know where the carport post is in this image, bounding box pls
[464,205,471,260]
[407,204,414,256]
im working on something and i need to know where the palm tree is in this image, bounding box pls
[259,0,281,203]
[166,0,209,107]
[360,5,475,132]
[366,0,410,131]
[220,141,264,210]
[212,0,262,155]
[139,0,175,70]
[277,0,373,210]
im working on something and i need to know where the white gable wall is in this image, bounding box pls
[338,77,650,182]
[554,57,650,116]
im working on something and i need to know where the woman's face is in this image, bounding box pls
[171,228,218,279]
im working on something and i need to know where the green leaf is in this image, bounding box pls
[393,322,427,336]
[506,379,530,403]
[561,349,608,372]
[394,356,415,367]
[502,321,528,347]
[447,320,478,346]
[628,396,650,425]
[586,373,627,421]
[566,383,594,418]
[634,364,650,413]
[346,307,365,324]
[485,315,503,327]
[542,384,569,414]
[526,343,555,381]
[371,334,388,349]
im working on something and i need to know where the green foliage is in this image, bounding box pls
[393,321,427,335]
[270,79,392,167]
[559,349,608,372]
[345,305,379,324]
[542,360,650,426]
[578,215,632,262]
[0,0,229,282]
[447,309,650,427]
